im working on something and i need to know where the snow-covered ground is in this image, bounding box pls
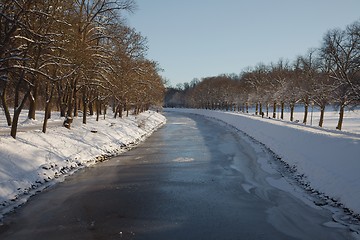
[166,107,360,219]
[0,110,166,218]
[246,104,360,134]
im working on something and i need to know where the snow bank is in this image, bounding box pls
[167,108,360,216]
[0,111,166,216]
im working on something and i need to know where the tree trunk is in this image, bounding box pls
[11,90,31,139]
[336,105,344,130]
[319,105,325,127]
[103,104,107,120]
[11,68,29,138]
[272,101,276,118]
[112,97,116,113]
[28,82,38,120]
[66,82,74,118]
[42,84,55,133]
[303,102,308,124]
[28,47,41,120]
[114,104,119,119]
[66,92,73,118]
[89,101,94,115]
[57,81,66,117]
[96,98,100,121]
[255,102,258,115]
[290,103,294,122]
[69,77,78,116]
[1,82,12,126]
[74,90,79,117]
[14,76,23,109]
[82,87,87,124]
[124,100,129,117]
[11,108,21,139]
[280,101,284,120]
[64,79,77,129]
[119,103,123,118]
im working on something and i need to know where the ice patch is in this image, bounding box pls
[323,221,347,229]
[241,183,254,193]
[266,176,319,209]
[172,157,194,163]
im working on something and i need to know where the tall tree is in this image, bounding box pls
[321,22,360,130]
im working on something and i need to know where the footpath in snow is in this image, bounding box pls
[167,108,360,218]
[0,110,166,218]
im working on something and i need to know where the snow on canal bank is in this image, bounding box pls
[166,108,360,219]
[0,110,166,218]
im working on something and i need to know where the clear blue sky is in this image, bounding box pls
[126,0,360,87]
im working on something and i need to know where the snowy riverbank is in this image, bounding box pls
[166,108,360,217]
[0,110,166,218]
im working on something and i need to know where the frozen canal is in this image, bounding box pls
[0,112,355,239]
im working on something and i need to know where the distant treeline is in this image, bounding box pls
[165,20,360,130]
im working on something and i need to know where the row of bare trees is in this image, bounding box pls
[166,20,360,130]
[1,0,165,138]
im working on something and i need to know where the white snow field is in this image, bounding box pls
[0,110,166,218]
[166,107,360,219]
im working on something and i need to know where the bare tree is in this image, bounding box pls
[0,0,34,129]
[321,22,360,130]
[269,60,291,120]
[59,0,136,127]
[1,0,166,138]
